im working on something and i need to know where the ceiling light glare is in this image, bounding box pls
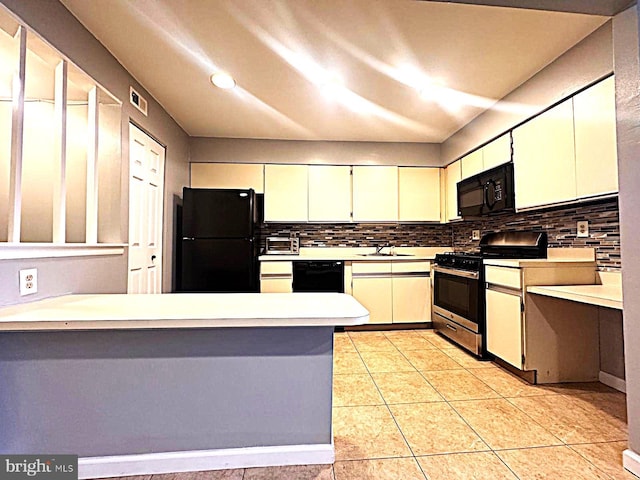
[419,79,445,101]
[319,71,344,98]
[211,72,236,89]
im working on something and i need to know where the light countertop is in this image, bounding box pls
[484,258,597,268]
[483,247,597,268]
[527,284,623,310]
[259,246,451,262]
[0,293,370,331]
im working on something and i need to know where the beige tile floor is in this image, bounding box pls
[103,329,633,480]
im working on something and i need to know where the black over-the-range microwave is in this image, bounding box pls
[457,162,515,217]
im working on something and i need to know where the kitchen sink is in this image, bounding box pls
[356,253,414,257]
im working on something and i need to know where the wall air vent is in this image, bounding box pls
[129,86,148,116]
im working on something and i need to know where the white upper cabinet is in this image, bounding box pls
[445,160,462,222]
[308,165,352,222]
[573,76,618,198]
[352,166,398,222]
[460,149,483,180]
[483,133,512,170]
[264,164,308,222]
[398,167,440,222]
[190,163,264,193]
[512,99,576,210]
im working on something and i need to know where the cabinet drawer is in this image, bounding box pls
[352,261,392,275]
[485,266,521,289]
[261,261,293,276]
[391,261,430,274]
[260,278,293,293]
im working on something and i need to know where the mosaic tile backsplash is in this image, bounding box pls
[258,197,620,270]
[451,197,620,270]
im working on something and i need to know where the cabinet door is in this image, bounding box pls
[190,163,264,193]
[352,276,393,324]
[512,100,576,209]
[486,288,523,369]
[308,165,352,222]
[483,133,511,170]
[573,76,618,198]
[392,276,430,323]
[352,166,398,222]
[264,165,308,222]
[445,160,461,221]
[460,150,483,180]
[398,167,440,221]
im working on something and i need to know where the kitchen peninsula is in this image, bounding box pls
[0,293,368,478]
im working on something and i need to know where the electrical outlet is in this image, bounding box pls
[19,268,38,296]
[472,229,481,240]
[577,221,589,238]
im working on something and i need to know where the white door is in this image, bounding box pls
[128,123,165,294]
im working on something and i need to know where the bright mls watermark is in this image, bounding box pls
[0,456,77,480]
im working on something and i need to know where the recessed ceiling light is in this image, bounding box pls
[211,72,236,89]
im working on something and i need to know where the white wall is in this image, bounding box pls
[0,0,190,296]
[191,137,441,167]
[613,4,640,459]
[441,22,613,164]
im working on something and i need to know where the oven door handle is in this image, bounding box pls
[433,265,480,280]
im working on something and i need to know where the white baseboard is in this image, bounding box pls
[78,443,334,479]
[599,371,626,393]
[623,449,640,477]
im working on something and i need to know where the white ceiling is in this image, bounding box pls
[60,0,608,143]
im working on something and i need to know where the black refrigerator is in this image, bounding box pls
[180,187,259,292]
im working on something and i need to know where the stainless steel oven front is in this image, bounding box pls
[432,265,485,356]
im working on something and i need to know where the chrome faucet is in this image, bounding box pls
[375,244,387,255]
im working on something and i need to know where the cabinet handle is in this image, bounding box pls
[446,323,457,332]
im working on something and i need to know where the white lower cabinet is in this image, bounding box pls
[352,276,393,324]
[392,276,430,323]
[484,262,599,382]
[391,261,431,323]
[486,288,523,368]
[351,262,393,324]
[351,260,431,324]
[259,261,293,293]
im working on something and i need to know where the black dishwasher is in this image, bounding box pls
[293,261,344,292]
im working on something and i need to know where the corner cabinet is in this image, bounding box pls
[398,167,440,222]
[264,165,308,222]
[485,262,598,383]
[352,166,399,222]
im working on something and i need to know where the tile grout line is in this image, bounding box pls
[347,330,430,478]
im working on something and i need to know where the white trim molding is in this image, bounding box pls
[623,448,640,477]
[78,443,334,479]
[0,244,126,260]
[599,371,626,393]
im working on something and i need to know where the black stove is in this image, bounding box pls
[434,252,483,271]
[432,231,548,358]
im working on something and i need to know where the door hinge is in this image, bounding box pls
[521,301,525,312]
[522,353,526,366]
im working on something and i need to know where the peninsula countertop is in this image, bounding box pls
[0,293,370,331]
